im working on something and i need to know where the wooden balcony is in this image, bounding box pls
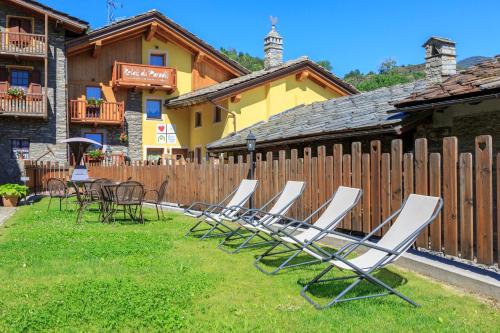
[0,92,46,118]
[69,100,124,125]
[0,31,46,58]
[111,61,176,91]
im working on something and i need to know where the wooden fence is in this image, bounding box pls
[23,160,71,193]
[29,135,500,267]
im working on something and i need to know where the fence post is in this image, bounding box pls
[443,137,458,256]
[475,135,493,265]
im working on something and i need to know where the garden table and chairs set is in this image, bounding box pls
[46,177,168,224]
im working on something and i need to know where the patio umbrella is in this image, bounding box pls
[61,137,102,166]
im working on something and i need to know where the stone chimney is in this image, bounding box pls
[264,17,283,69]
[423,37,457,83]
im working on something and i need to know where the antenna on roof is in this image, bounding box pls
[106,0,123,24]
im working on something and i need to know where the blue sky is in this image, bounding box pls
[43,0,500,76]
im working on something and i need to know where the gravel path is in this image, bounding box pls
[0,207,16,227]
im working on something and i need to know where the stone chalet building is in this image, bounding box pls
[207,38,500,156]
[0,0,88,183]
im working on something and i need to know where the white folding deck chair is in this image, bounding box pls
[218,181,305,254]
[184,179,258,240]
[300,194,443,309]
[254,186,362,275]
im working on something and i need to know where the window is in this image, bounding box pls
[149,54,166,66]
[10,69,29,88]
[194,112,202,128]
[84,133,103,150]
[86,86,102,100]
[213,106,222,123]
[8,17,33,34]
[146,148,164,161]
[10,139,29,159]
[146,99,162,119]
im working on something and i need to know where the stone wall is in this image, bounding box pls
[415,98,500,152]
[0,3,68,183]
[125,90,143,161]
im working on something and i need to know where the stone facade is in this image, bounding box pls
[424,37,457,83]
[416,98,500,153]
[0,3,68,183]
[125,90,143,161]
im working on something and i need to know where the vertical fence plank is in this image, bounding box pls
[333,144,343,192]
[475,135,493,265]
[303,147,312,219]
[351,142,362,232]
[460,153,474,260]
[317,146,326,214]
[370,140,381,234]
[391,139,403,227]
[342,154,351,229]
[443,137,458,256]
[403,153,414,199]
[381,153,391,235]
[290,149,298,218]
[497,154,500,266]
[362,153,371,233]
[429,153,442,252]
[415,138,428,248]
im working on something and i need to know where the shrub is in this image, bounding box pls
[0,184,28,198]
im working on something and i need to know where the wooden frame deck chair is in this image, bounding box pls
[300,194,443,309]
[184,179,258,240]
[254,186,362,275]
[218,181,305,254]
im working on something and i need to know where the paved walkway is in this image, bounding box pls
[0,207,16,227]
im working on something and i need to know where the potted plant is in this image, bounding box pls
[0,184,28,207]
[119,132,128,143]
[86,98,104,118]
[87,149,104,162]
[7,87,25,99]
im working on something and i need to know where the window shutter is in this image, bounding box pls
[30,70,41,84]
[0,67,9,82]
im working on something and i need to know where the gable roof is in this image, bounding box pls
[395,56,500,111]
[66,10,249,76]
[7,0,88,33]
[166,57,359,108]
[206,80,429,152]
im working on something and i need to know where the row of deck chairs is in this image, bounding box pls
[184,179,443,309]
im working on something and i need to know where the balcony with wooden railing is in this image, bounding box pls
[111,61,177,91]
[0,92,46,118]
[69,100,125,125]
[0,31,47,57]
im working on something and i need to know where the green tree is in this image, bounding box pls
[379,58,397,74]
[220,47,264,71]
[316,60,332,71]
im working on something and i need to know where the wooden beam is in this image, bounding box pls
[195,52,206,65]
[44,13,48,120]
[145,22,158,41]
[230,94,242,103]
[295,70,309,82]
[92,40,102,58]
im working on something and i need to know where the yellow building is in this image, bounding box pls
[66,11,357,161]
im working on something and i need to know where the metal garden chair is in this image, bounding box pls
[184,179,259,240]
[254,186,362,275]
[300,194,443,309]
[71,181,96,224]
[217,181,305,254]
[144,179,169,220]
[46,178,72,211]
[113,181,145,224]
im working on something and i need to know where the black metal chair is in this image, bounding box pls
[46,178,71,211]
[144,179,168,220]
[113,181,145,224]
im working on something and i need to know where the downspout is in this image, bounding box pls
[208,99,237,133]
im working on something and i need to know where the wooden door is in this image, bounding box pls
[8,17,32,45]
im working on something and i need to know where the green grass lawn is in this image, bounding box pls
[0,198,498,332]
